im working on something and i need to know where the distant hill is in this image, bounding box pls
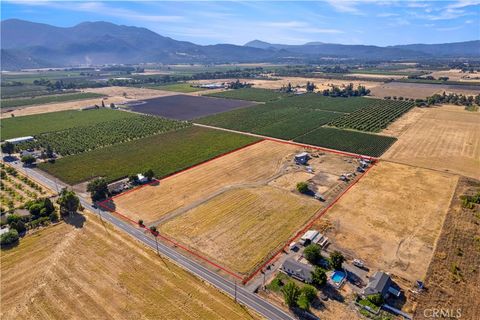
[1,19,479,70]
[244,39,480,59]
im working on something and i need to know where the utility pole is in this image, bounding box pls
[263,269,266,290]
[234,280,237,302]
[154,234,159,256]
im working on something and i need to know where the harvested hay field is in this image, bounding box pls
[112,140,299,224]
[160,186,321,274]
[313,161,458,282]
[413,177,480,319]
[383,106,480,179]
[0,213,258,319]
[380,107,428,137]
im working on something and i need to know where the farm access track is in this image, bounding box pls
[98,137,378,284]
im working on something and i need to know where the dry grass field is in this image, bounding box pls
[428,69,480,82]
[160,186,321,274]
[0,213,259,320]
[191,77,380,92]
[113,140,299,224]
[380,107,428,137]
[413,177,480,319]
[313,161,458,282]
[383,106,480,179]
[370,82,480,99]
[1,86,176,118]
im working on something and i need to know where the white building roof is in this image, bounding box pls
[5,136,34,143]
[295,152,309,158]
[301,230,319,241]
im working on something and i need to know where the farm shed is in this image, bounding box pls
[281,258,313,283]
[294,152,309,165]
[363,271,401,298]
[5,136,34,145]
[299,230,319,246]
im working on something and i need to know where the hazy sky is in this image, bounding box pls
[2,0,479,46]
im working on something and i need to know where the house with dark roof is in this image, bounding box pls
[281,258,313,283]
[363,271,401,298]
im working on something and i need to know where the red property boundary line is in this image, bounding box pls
[97,201,244,280]
[241,159,378,284]
[98,137,379,285]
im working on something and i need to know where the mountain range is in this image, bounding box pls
[1,19,479,70]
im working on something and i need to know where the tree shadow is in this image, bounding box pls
[63,213,86,228]
[99,199,116,212]
[0,240,20,250]
[346,269,365,287]
[323,284,344,303]
[2,155,18,162]
[292,307,320,320]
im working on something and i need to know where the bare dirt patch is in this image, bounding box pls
[160,186,321,274]
[0,213,259,319]
[313,161,458,283]
[413,177,480,319]
[383,106,480,179]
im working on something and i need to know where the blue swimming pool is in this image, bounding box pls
[331,271,346,283]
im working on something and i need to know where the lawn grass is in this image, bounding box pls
[206,88,291,102]
[1,92,106,109]
[1,109,134,140]
[146,82,206,93]
[38,126,260,184]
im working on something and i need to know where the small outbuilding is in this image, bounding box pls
[299,230,319,246]
[137,174,148,184]
[294,152,309,165]
[281,258,314,283]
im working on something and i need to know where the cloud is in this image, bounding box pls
[324,0,361,14]
[262,21,308,28]
[377,12,399,17]
[5,0,185,23]
[447,0,480,9]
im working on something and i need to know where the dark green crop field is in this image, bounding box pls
[1,109,133,140]
[206,88,291,102]
[1,92,106,109]
[294,127,397,157]
[38,126,260,185]
[19,115,190,156]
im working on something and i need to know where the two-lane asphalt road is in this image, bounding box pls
[7,160,294,320]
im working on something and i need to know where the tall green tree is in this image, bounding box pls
[1,142,15,155]
[57,189,80,216]
[281,282,300,308]
[87,178,109,202]
[329,251,345,270]
[21,155,36,166]
[143,169,155,181]
[311,267,327,287]
[303,244,321,264]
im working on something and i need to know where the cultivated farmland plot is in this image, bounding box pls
[206,88,292,102]
[39,126,260,184]
[1,109,133,140]
[197,93,408,156]
[20,114,190,155]
[110,140,361,276]
[0,213,257,319]
[126,94,255,120]
[1,92,106,109]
